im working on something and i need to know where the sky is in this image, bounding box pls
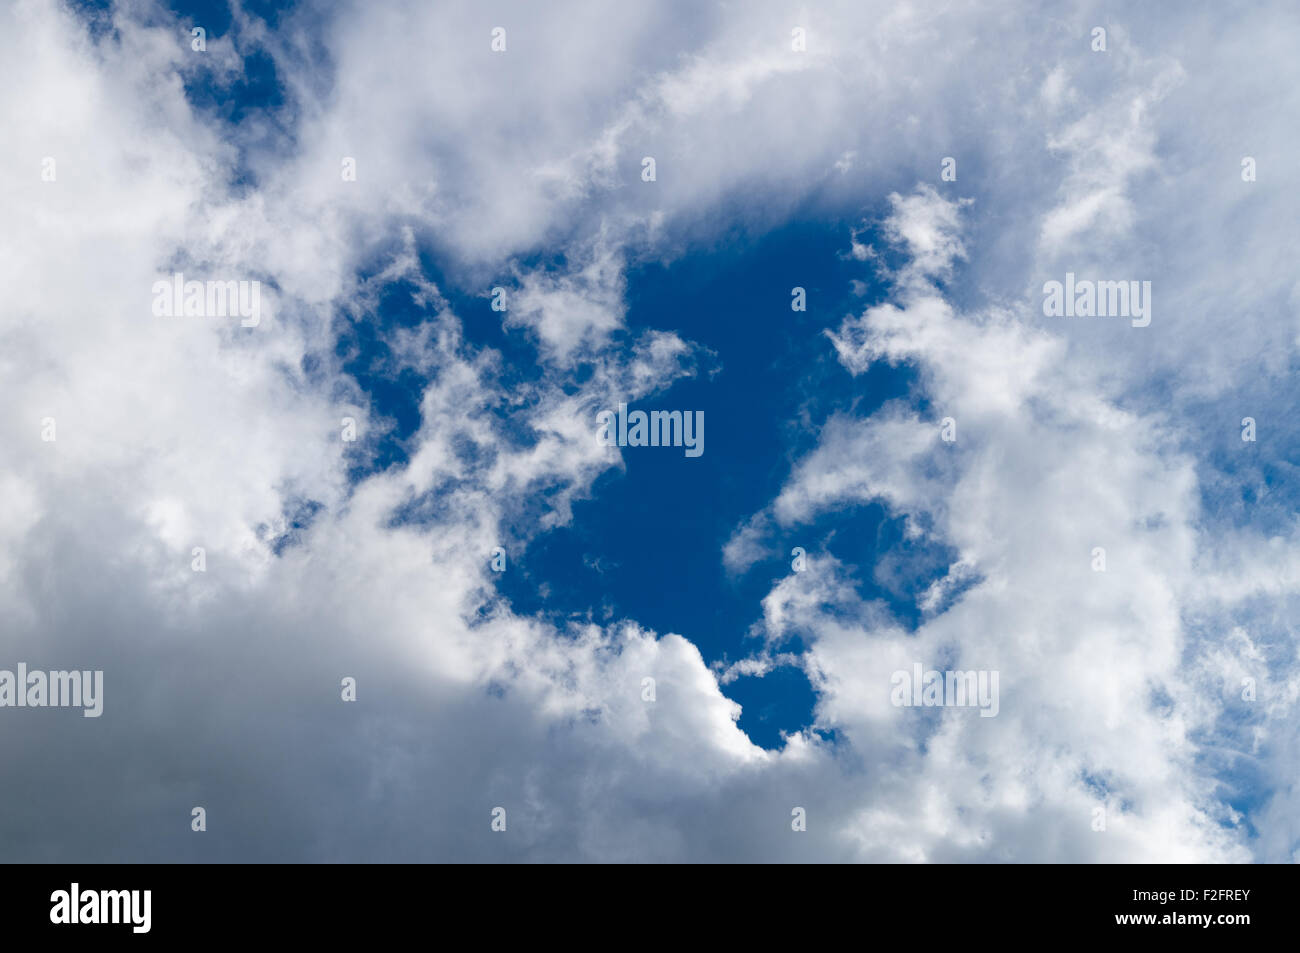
[1,0,1298,862]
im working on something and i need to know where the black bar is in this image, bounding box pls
[3,863,1286,940]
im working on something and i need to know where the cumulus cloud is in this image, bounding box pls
[2,0,1298,863]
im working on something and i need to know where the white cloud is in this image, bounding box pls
[3,0,1298,862]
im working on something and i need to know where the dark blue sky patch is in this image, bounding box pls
[181,44,291,190]
[236,0,309,31]
[164,0,234,37]
[492,219,921,745]
[334,313,428,481]
[726,664,817,751]
[330,262,444,481]
[330,250,558,487]
[410,247,551,394]
[113,0,315,191]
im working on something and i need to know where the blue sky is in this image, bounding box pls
[491,220,917,747]
[3,0,1299,862]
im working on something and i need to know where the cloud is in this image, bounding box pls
[2,0,1298,863]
